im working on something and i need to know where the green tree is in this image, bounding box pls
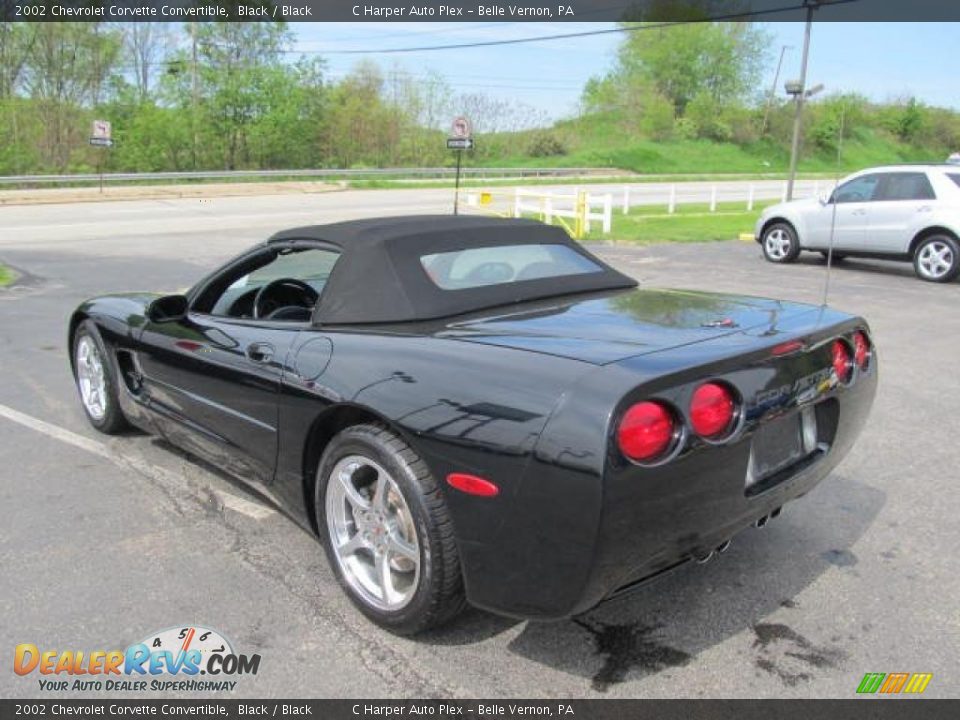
[586,20,768,123]
[19,22,122,171]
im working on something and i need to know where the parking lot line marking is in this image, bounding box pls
[0,402,111,458]
[0,402,275,520]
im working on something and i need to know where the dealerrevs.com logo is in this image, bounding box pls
[14,626,261,692]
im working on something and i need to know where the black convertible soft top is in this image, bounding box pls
[268,215,637,324]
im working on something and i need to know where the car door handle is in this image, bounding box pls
[245,342,274,364]
[852,208,867,216]
[917,205,933,213]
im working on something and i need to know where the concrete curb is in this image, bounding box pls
[0,181,346,207]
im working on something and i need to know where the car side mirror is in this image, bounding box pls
[147,294,189,323]
[822,192,834,205]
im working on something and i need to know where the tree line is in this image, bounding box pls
[0,22,549,175]
[1,20,958,176]
[581,22,960,160]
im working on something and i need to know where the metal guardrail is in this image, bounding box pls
[0,167,618,186]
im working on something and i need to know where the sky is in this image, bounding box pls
[292,22,960,123]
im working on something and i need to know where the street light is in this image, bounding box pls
[785,0,828,202]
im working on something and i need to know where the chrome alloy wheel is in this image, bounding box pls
[75,335,107,420]
[325,455,420,611]
[917,240,955,280]
[764,228,792,260]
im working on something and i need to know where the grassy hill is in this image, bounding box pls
[472,111,951,176]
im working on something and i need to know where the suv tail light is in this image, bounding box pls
[690,382,737,439]
[853,330,871,370]
[832,339,853,383]
[617,401,676,463]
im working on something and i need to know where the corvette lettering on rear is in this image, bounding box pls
[752,367,833,408]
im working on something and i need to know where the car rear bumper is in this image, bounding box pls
[457,321,877,620]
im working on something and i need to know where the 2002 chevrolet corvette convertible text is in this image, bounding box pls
[68,216,876,634]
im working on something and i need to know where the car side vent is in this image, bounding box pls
[115,350,143,394]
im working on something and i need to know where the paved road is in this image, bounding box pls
[0,178,821,249]
[0,191,956,700]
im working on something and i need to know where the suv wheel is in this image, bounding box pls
[761,223,801,264]
[913,235,960,283]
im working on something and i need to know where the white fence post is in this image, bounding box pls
[603,194,612,233]
[584,193,592,233]
[781,182,788,202]
[747,184,755,211]
[513,188,521,218]
[813,180,820,198]
[668,185,676,214]
[622,186,630,214]
[544,196,553,223]
[710,186,717,213]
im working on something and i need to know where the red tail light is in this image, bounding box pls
[832,339,853,383]
[853,331,870,370]
[690,382,737,439]
[617,401,676,463]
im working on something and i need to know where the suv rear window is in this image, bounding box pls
[948,174,960,189]
[877,172,936,201]
[421,243,603,290]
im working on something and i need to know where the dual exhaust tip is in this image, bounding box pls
[692,506,783,564]
[755,506,783,528]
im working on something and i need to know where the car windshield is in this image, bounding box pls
[420,243,603,290]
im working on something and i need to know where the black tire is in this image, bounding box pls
[819,251,846,262]
[913,234,960,283]
[761,222,801,264]
[71,320,129,434]
[315,423,466,634]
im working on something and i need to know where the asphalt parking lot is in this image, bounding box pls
[1,191,958,699]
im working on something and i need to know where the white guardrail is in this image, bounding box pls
[0,167,621,186]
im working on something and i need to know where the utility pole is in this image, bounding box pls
[191,22,198,169]
[786,2,817,201]
[761,45,791,136]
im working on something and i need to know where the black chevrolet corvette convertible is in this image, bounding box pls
[69,216,876,633]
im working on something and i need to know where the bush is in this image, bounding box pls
[673,117,698,140]
[639,91,675,141]
[685,92,733,142]
[526,132,567,157]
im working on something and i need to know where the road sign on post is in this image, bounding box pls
[89,120,113,147]
[89,120,113,193]
[451,116,471,139]
[446,138,474,150]
[448,117,473,215]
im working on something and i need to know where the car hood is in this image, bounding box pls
[762,196,822,216]
[439,288,820,364]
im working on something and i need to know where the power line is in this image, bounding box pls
[314,1,858,55]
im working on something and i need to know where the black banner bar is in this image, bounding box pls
[0,700,958,720]
[2,0,960,23]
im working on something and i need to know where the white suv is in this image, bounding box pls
[755,165,960,282]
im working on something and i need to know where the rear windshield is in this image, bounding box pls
[420,243,603,290]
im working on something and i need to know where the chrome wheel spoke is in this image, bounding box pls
[371,473,388,512]
[375,551,394,601]
[338,533,367,557]
[338,466,370,511]
[386,531,418,562]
